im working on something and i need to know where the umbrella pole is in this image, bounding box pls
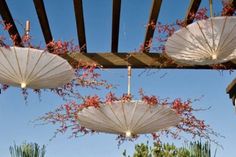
[127,66,131,96]
[209,0,213,17]
[19,20,31,89]
[25,20,30,36]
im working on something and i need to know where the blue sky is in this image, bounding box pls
[1,0,236,157]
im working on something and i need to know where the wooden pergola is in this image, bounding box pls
[0,0,236,69]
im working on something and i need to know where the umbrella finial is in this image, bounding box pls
[21,82,26,88]
[125,130,132,137]
[212,54,217,60]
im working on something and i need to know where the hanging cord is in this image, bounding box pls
[209,0,213,17]
[127,66,131,95]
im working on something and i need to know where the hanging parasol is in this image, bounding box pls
[165,16,236,65]
[78,100,181,137]
[0,46,74,89]
[77,66,181,137]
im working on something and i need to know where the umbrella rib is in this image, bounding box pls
[134,110,179,133]
[93,108,124,131]
[32,69,72,81]
[0,60,20,81]
[210,18,215,51]
[98,106,125,131]
[167,43,210,58]
[0,48,21,81]
[137,118,180,134]
[13,47,23,80]
[131,106,151,131]
[121,102,128,130]
[30,69,72,87]
[196,21,214,53]
[139,121,176,134]
[0,70,14,80]
[218,46,236,59]
[133,106,166,132]
[168,45,202,56]
[30,70,70,82]
[78,115,122,133]
[107,104,127,129]
[169,34,212,56]
[217,22,236,52]
[183,26,213,55]
[28,61,67,84]
[80,108,123,132]
[0,70,19,83]
[79,121,120,133]
[214,17,227,53]
[26,55,57,82]
[127,101,138,131]
[25,51,45,82]
[218,33,236,54]
[23,48,30,82]
[31,77,71,89]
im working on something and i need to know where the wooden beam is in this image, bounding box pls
[0,0,22,46]
[61,52,236,69]
[111,0,121,53]
[73,0,87,53]
[185,0,202,25]
[226,78,236,107]
[233,0,236,8]
[143,0,162,52]
[223,0,236,16]
[33,0,53,45]
[226,78,236,99]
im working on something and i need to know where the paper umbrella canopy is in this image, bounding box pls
[78,100,181,137]
[0,46,74,89]
[165,16,236,65]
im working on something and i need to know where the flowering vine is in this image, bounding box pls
[0,20,112,100]
[0,0,231,147]
[140,1,235,70]
[35,89,221,146]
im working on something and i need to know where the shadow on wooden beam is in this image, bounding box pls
[61,52,236,69]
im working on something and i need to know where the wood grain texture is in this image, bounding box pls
[185,0,202,25]
[74,0,87,53]
[111,0,121,53]
[0,0,23,46]
[33,0,53,45]
[143,0,162,52]
[61,52,236,69]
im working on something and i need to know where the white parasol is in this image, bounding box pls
[165,16,236,65]
[78,100,181,137]
[77,66,181,137]
[0,46,74,89]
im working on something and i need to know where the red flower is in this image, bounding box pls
[4,23,12,30]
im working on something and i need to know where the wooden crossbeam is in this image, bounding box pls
[73,0,87,53]
[0,0,23,46]
[33,0,53,45]
[185,0,202,24]
[62,52,236,69]
[226,78,236,106]
[143,0,162,52]
[225,0,236,15]
[227,78,236,99]
[111,0,121,53]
